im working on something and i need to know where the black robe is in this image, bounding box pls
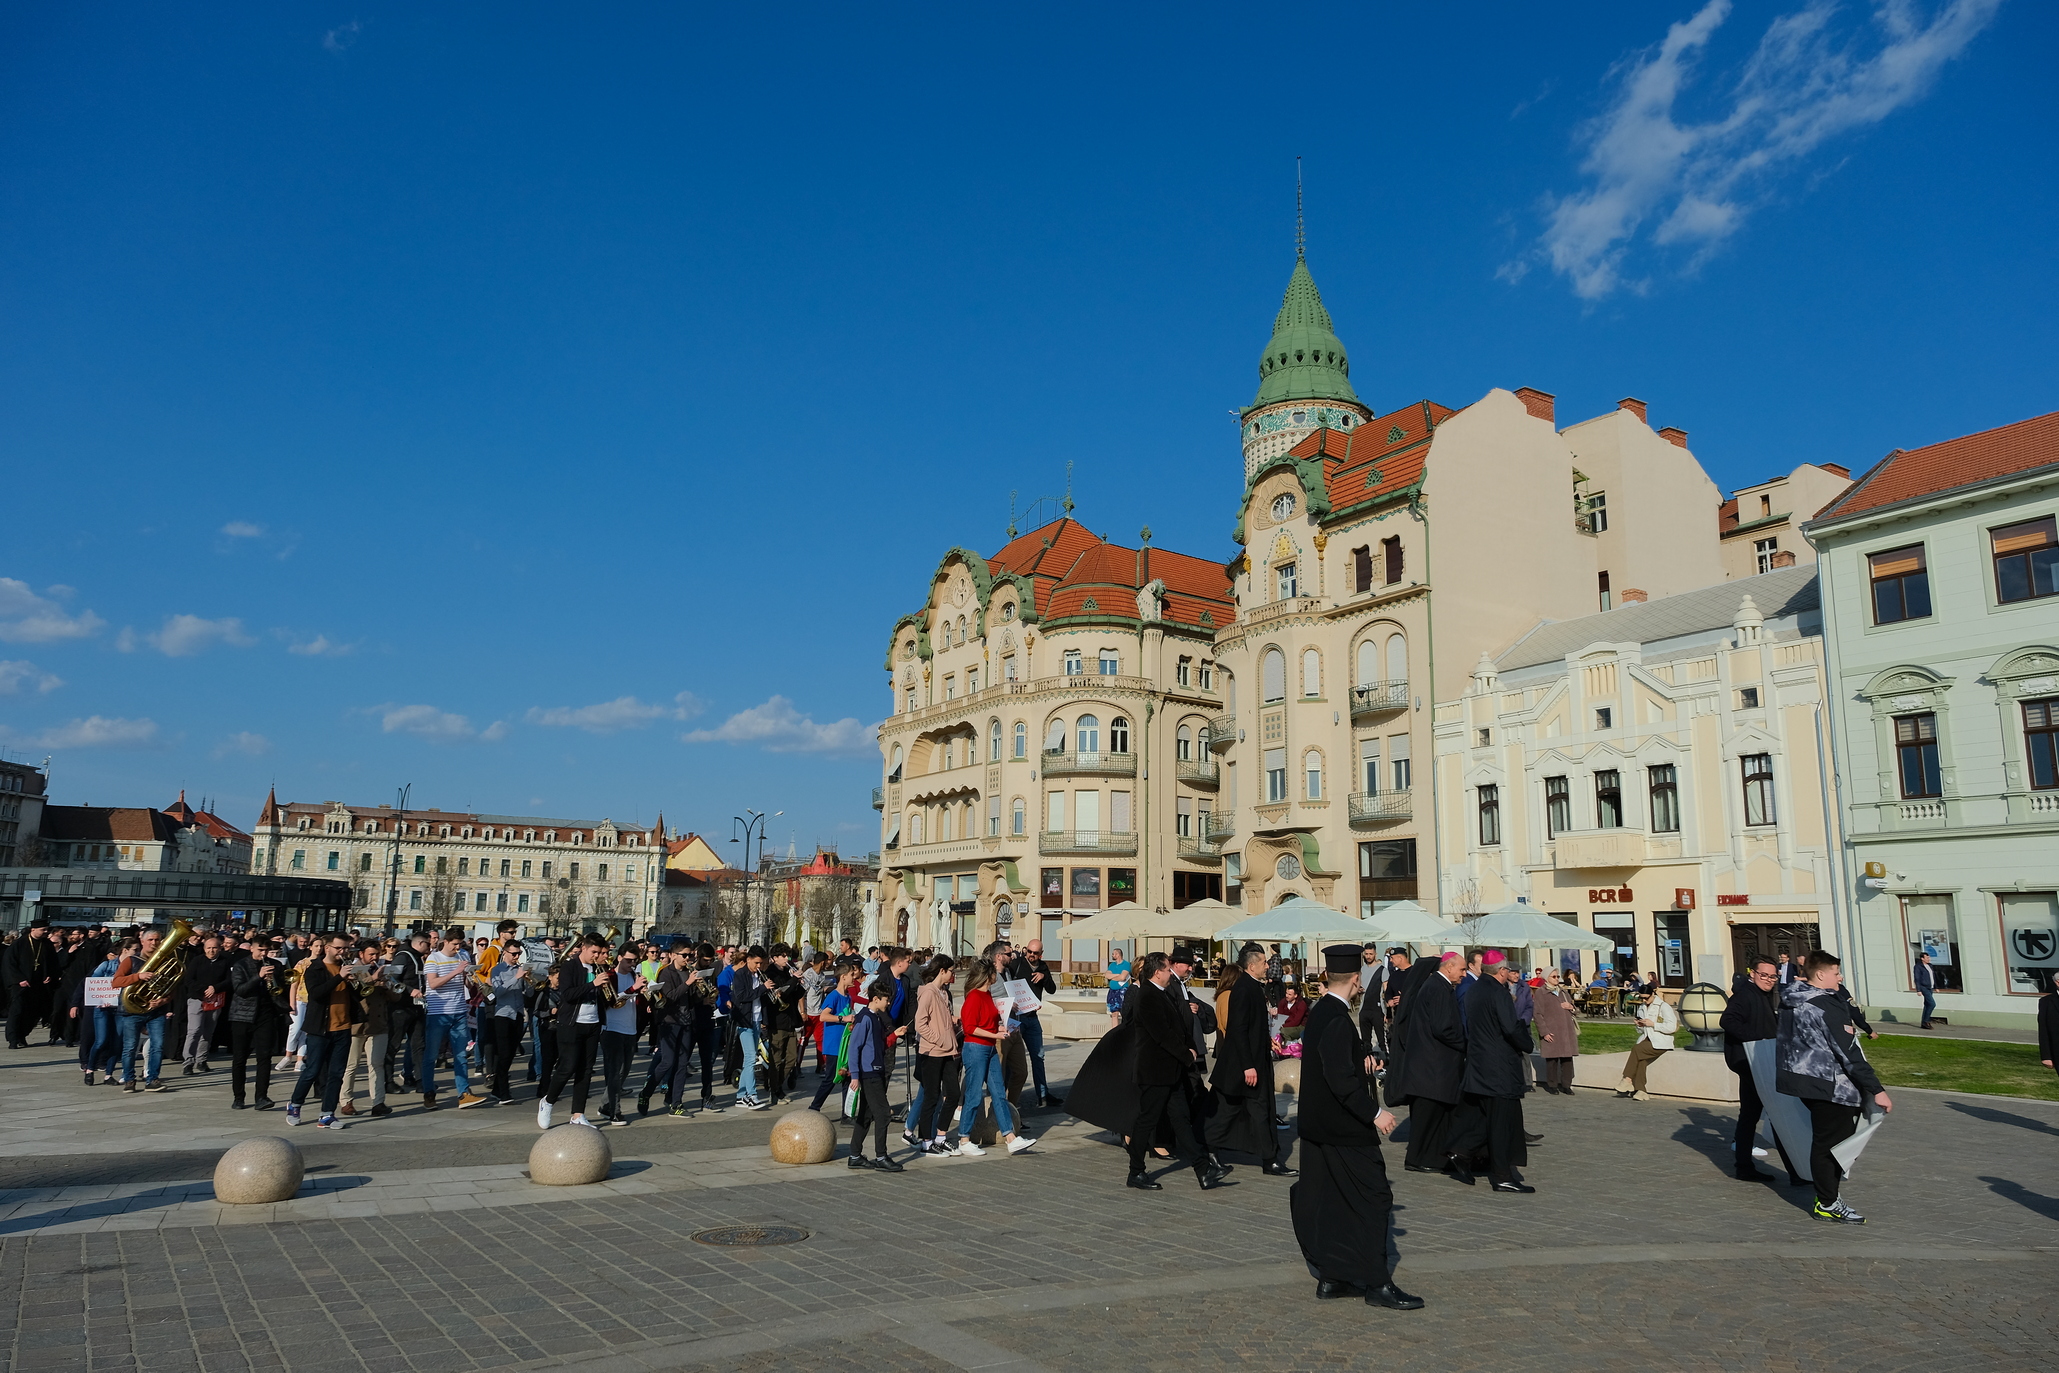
[1452,975,1533,1179]
[1290,995,1394,1290]
[1386,966,1465,1108]
[1206,975,1277,1162]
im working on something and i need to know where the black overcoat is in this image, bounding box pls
[1459,975,1533,1100]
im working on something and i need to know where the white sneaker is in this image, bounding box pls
[955,1139,986,1157]
[1752,1147,1769,1159]
[1006,1135,1037,1155]
[536,1101,553,1130]
[570,1113,590,1127]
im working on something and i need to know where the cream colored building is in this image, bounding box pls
[1431,567,1836,986]
[253,792,664,935]
[875,522,1235,961]
[1719,462,1855,581]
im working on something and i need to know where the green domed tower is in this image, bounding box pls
[1238,254,1372,478]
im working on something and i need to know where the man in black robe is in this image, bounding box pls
[1209,944,1294,1176]
[1124,952,1227,1191]
[1387,951,1468,1178]
[1291,944,1423,1311]
[1456,952,1535,1193]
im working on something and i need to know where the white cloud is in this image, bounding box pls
[1526,0,2000,299]
[682,695,870,755]
[324,19,361,54]
[0,660,62,695]
[526,691,705,733]
[287,635,357,657]
[213,731,273,758]
[150,614,255,657]
[375,703,506,743]
[7,716,159,749]
[221,521,266,540]
[0,578,105,644]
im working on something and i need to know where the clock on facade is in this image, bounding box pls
[1276,855,1302,881]
[1271,493,1297,521]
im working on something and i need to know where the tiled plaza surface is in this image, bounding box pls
[1,1037,2053,1373]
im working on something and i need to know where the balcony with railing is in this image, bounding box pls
[1349,681,1410,721]
[871,786,884,810]
[1205,714,1237,751]
[1207,812,1235,839]
[1039,830,1139,857]
[1175,757,1219,787]
[1348,790,1413,826]
[1177,833,1222,862]
[1041,749,1139,779]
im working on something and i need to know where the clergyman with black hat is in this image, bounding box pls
[1209,942,1294,1176]
[1124,951,1227,1191]
[1290,943,1423,1311]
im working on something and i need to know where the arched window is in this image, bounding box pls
[1010,798,1026,835]
[1013,721,1027,758]
[1176,724,1193,761]
[962,800,975,835]
[1305,749,1324,800]
[1302,648,1321,697]
[910,811,926,845]
[1076,714,1101,754]
[1357,640,1378,687]
[1110,716,1130,753]
[989,719,1002,762]
[890,743,902,773]
[1262,647,1286,703]
[941,805,954,841]
[1045,719,1065,752]
[1386,634,1407,685]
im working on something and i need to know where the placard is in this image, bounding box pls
[84,976,118,1008]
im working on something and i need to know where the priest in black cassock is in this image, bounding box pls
[1208,944,1295,1176]
[1289,944,1424,1311]
[1386,951,1469,1178]
[1457,951,1536,1193]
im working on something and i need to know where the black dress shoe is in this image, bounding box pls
[230,1100,248,1110]
[1366,1282,1425,1311]
[1404,1163,1439,1174]
[1523,1132,1544,1144]
[1126,1172,1163,1191]
[1444,1158,1475,1186]
[1491,1180,1536,1193]
[1197,1165,1229,1191]
[1735,1166,1775,1181]
[1314,1280,1364,1300]
[1208,1156,1235,1176]
[1261,1161,1299,1177]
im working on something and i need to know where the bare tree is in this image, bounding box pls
[1450,878,1488,949]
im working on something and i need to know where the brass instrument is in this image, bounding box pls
[119,917,195,1014]
[593,967,630,1009]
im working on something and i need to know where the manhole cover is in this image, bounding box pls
[690,1225,809,1248]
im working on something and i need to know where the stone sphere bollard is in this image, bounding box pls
[529,1122,613,1185]
[214,1136,304,1204]
[1273,1059,1302,1096]
[769,1107,836,1164]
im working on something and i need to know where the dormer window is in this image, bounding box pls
[1001,601,1015,622]
[1271,493,1296,521]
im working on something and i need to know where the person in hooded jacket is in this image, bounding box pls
[1776,950,1891,1224]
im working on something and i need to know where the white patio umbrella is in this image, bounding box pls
[1214,896,1389,949]
[1059,902,1215,943]
[1461,900,1616,951]
[1356,899,1457,945]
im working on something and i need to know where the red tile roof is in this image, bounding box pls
[1283,400,1457,511]
[985,517,1232,630]
[41,806,180,843]
[1812,411,2059,524]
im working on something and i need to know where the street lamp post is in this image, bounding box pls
[384,783,411,937]
[731,808,781,946]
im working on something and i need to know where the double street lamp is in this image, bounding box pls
[731,808,781,946]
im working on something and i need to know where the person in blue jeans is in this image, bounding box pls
[731,947,769,1109]
[76,941,126,1084]
[1914,952,1937,1028]
[957,961,1035,1155]
[418,928,485,1108]
[109,927,174,1091]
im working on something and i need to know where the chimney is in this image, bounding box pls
[1514,387,1556,423]
[1617,397,1648,424]
[1657,426,1689,448]
[1619,588,1648,605]
[1821,463,1850,478]
[1770,550,1797,569]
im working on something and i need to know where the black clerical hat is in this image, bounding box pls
[1322,944,1360,975]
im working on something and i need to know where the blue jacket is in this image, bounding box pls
[847,1008,889,1077]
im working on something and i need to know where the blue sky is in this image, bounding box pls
[2,1,2052,854]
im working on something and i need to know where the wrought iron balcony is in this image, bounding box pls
[1038,830,1139,857]
[1175,757,1219,787]
[1206,812,1235,839]
[1177,834,1222,862]
[1041,749,1138,778]
[1349,681,1410,721]
[1348,790,1413,826]
[1205,714,1238,750]
[871,786,884,810]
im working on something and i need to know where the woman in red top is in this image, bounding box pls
[957,962,1035,1156]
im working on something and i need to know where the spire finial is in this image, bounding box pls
[1295,155,1305,261]
[1061,460,1074,514]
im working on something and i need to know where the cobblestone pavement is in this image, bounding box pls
[2,1036,2054,1373]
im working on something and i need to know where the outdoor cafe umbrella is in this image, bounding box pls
[1356,899,1457,945]
[1461,900,1616,951]
[1058,902,1214,943]
[1213,895,1389,951]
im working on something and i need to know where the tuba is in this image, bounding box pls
[120,918,195,1015]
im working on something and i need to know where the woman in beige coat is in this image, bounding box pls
[1532,981,1581,1093]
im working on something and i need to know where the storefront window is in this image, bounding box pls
[1108,868,1136,904]
[1901,893,1962,992]
[1040,867,1063,909]
[1997,891,2058,995]
[1593,912,1636,981]
[1071,868,1102,911]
